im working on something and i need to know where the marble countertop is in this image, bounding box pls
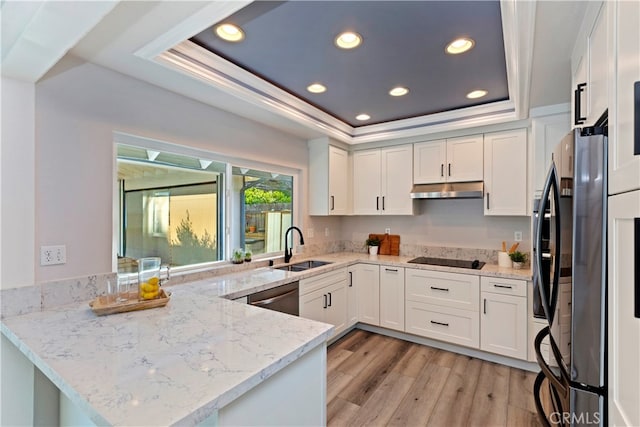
[0,251,531,425]
[1,280,333,426]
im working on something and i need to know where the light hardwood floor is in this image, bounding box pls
[327,329,542,427]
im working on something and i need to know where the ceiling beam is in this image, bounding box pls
[1,0,119,82]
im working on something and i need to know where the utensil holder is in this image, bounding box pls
[498,251,512,268]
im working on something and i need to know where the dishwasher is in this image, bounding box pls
[247,281,299,316]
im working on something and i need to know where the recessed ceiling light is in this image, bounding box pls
[389,87,409,97]
[446,37,475,54]
[466,89,488,99]
[335,32,362,49]
[356,114,371,121]
[215,23,245,42]
[307,83,327,93]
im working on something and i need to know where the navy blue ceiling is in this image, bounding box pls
[190,1,508,127]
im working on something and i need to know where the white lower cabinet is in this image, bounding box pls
[346,266,358,327]
[354,264,380,325]
[405,268,480,348]
[299,269,348,339]
[480,277,527,360]
[379,266,405,332]
[405,301,480,348]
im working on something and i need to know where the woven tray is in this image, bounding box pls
[89,289,170,316]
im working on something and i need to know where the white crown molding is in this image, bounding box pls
[134,0,532,145]
[500,0,537,120]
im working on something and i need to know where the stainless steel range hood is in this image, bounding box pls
[410,181,484,199]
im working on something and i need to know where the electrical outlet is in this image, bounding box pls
[40,245,66,266]
[325,227,330,237]
[385,228,391,234]
[514,231,523,242]
[307,228,314,238]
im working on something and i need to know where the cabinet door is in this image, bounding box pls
[483,129,528,216]
[413,140,446,184]
[325,281,348,338]
[480,292,527,359]
[381,145,413,215]
[352,150,382,215]
[587,1,608,125]
[300,287,328,325]
[532,114,571,198]
[328,146,349,215]
[608,191,640,427]
[347,268,358,327]
[446,134,484,182]
[379,266,405,332]
[609,0,640,195]
[355,264,380,325]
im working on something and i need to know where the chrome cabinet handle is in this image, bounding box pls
[323,294,328,309]
[330,195,335,211]
[486,192,490,210]
[448,163,451,176]
[430,320,449,327]
[385,268,398,272]
[376,196,379,210]
[430,286,449,292]
[440,164,444,177]
[348,271,353,287]
[484,298,487,314]
[382,196,385,211]
[328,292,332,307]
[494,284,513,289]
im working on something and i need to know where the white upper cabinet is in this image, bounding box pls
[353,144,413,215]
[413,135,483,184]
[572,1,610,128]
[609,0,640,195]
[308,138,350,215]
[531,113,571,199]
[352,149,382,215]
[483,129,528,216]
[413,139,447,183]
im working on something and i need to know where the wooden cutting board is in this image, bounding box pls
[368,234,400,256]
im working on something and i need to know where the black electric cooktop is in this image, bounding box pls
[407,257,485,270]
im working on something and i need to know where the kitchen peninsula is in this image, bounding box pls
[1,270,333,426]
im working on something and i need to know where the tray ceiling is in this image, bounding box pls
[189,1,509,127]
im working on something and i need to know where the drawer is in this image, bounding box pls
[406,269,479,311]
[405,300,479,348]
[300,268,347,296]
[480,276,527,297]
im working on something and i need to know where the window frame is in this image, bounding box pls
[113,132,301,274]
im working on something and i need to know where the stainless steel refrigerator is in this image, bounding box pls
[533,125,608,427]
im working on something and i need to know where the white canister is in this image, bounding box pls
[498,251,512,268]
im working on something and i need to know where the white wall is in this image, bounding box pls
[342,198,531,251]
[34,56,315,282]
[1,77,36,289]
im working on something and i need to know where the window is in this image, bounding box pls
[231,167,293,256]
[115,138,297,273]
[117,145,225,270]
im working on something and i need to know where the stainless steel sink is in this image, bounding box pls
[275,260,332,272]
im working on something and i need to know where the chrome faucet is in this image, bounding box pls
[284,226,305,264]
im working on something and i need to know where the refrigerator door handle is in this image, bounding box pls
[536,164,562,325]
